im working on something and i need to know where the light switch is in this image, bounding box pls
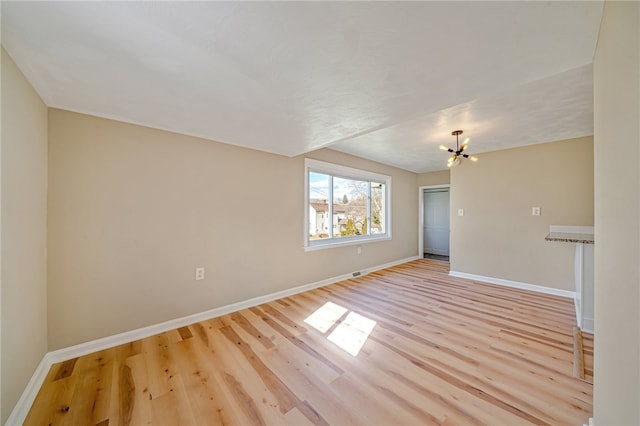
[532,207,541,216]
[458,208,464,217]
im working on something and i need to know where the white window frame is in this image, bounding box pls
[304,158,392,251]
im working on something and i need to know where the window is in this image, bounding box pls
[305,159,391,250]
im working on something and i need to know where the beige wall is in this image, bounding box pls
[450,137,594,290]
[47,110,418,350]
[417,170,450,187]
[1,49,49,423]
[593,1,640,424]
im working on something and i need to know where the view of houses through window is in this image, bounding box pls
[308,172,386,241]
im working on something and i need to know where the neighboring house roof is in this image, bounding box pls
[310,202,346,213]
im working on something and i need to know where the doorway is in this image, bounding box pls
[421,186,450,261]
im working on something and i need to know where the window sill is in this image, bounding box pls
[304,235,391,252]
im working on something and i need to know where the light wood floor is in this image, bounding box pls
[25,259,593,425]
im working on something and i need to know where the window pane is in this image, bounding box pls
[305,159,391,250]
[334,177,369,238]
[309,172,331,240]
[371,182,385,234]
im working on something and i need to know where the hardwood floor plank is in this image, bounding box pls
[177,326,193,340]
[24,371,79,425]
[124,353,154,425]
[140,334,174,401]
[256,349,361,424]
[54,358,78,381]
[25,259,592,425]
[249,305,345,376]
[118,363,135,425]
[151,373,199,426]
[370,333,553,425]
[205,324,299,426]
[218,324,299,414]
[65,351,113,425]
[230,312,275,350]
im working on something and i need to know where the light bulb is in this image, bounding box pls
[439,145,449,151]
[470,156,479,162]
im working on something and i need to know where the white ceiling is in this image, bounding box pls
[1,1,603,173]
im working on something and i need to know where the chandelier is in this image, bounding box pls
[440,130,478,167]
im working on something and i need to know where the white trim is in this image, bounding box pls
[304,158,311,248]
[582,317,594,334]
[419,184,451,189]
[418,184,450,257]
[303,235,391,251]
[448,270,576,299]
[575,243,584,329]
[573,243,595,334]
[305,158,390,182]
[304,158,392,251]
[549,225,594,234]
[6,255,418,425]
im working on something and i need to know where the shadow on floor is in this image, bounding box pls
[423,253,449,262]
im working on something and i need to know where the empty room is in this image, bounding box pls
[1,1,638,425]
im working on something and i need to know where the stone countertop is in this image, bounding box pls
[545,232,595,244]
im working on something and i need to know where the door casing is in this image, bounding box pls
[418,184,451,257]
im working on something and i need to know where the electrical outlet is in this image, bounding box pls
[458,208,464,217]
[357,246,362,254]
[195,267,205,281]
[532,207,541,216]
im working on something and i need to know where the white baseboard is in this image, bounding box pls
[582,317,594,334]
[6,255,418,425]
[448,270,576,299]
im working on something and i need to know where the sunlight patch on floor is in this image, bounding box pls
[305,302,376,356]
[304,301,348,333]
[327,311,376,356]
